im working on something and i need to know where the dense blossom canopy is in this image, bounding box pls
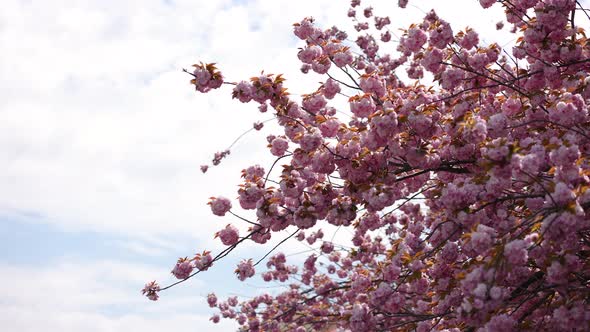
[145,0,590,331]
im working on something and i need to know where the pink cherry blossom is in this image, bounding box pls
[217,224,240,246]
[322,78,341,99]
[232,81,253,103]
[171,259,194,279]
[253,121,264,130]
[193,251,213,271]
[269,136,289,156]
[207,293,217,307]
[293,17,315,40]
[349,94,376,117]
[141,281,160,301]
[209,196,232,216]
[235,259,255,281]
[332,50,354,67]
[479,0,496,8]
[504,239,528,265]
[401,27,427,53]
[191,63,223,93]
[298,45,322,64]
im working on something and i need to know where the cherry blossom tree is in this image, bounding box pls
[144,0,590,331]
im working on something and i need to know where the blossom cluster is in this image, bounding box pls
[146,0,590,331]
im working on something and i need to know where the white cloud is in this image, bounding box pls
[0,308,235,332]
[0,0,525,241]
[0,259,238,332]
[4,1,589,329]
[0,0,355,254]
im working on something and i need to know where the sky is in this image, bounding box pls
[1,0,587,331]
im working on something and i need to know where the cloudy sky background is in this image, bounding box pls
[2,0,587,331]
